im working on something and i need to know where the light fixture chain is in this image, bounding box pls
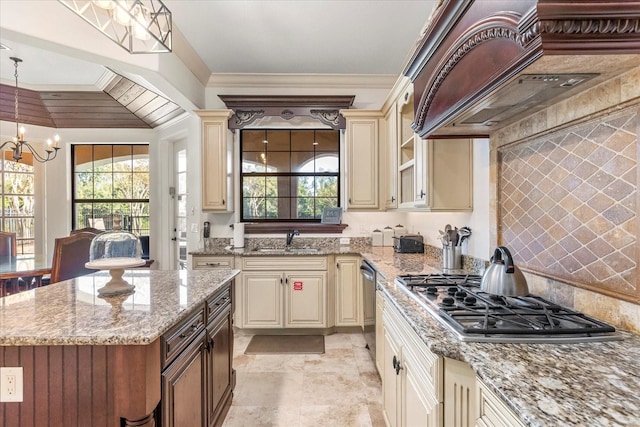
[13,59,19,127]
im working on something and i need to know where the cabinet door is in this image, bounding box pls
[443,358,477,427]
[335,256,360,326]
[285,271,327,327]
[384,104,399,209]
[383,326,401,427]
[199,111,233,211]
[162,331,205,427]
[403,353,442,427]
[428,139,473,211]
[242,271,283,328]
[375,291,385,374]
[206,310,233,427]
[344,112,381,209]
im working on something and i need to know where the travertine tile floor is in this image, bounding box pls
[224,332,385,427]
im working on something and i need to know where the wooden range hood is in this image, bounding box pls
[404,0,640,137]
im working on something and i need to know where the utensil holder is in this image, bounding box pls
[443,245,462,270]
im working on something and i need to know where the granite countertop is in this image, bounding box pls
[360,247,640,427]
[190,246,363,256]
[0,269,240,346]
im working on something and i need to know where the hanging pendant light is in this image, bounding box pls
[0,58,61,164]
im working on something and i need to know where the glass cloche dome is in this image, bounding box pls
[85,216,145,296]
[89,217,142,261]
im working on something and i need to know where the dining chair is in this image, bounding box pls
[49,232,96,284]
[70,227,103,236]
[0,231,17,258]
[0,231,19,294]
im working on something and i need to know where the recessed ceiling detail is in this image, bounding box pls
[0,73,184,129]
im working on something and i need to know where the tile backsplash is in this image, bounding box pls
[498,106,638,303]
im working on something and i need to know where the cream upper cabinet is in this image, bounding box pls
[239,257,327,329]
[196,110,233,212]
[383,103,399,209]
[335,255,361,327]
[342,110,383,210]
[386,79,473,212]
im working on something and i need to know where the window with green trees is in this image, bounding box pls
[1,152,35,254]
[72,144,149,235]
[241,129,340,221]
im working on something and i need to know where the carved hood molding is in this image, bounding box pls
[218,95,355,130]
[404,0,640,137]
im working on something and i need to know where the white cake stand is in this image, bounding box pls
[85,258,146,296]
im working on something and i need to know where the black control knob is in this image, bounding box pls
[442,297,455,306]
[447,287,458,295]
[426,286,438,294]
[455,291,467,299]
[463,296,477,305]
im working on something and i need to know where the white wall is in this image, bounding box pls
[404,138,490,260]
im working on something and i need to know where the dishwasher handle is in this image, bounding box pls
[360,264,375,282]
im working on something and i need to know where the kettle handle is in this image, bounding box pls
[492,246,515,274]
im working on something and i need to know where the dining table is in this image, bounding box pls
[0,254,51,297]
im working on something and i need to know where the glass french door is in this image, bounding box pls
[173,142,187,269]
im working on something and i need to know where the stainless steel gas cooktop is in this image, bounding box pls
[396,274,620,343]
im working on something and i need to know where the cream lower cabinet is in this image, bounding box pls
[476,377,525,427]
[443,358,477,427]
[383,301,443,427]
[239,257,327,329]
[191,255,234,270]
[335,255,361,326]
[375,290,385,375]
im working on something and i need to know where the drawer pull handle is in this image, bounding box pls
[205,262,221,266]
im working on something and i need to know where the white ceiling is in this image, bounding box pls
[163,0,436,75]
[1,1,436,95]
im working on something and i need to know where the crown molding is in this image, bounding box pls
[207,73,397,89]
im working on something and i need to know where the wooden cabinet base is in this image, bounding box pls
[0,341,161,427]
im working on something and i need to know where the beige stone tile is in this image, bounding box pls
[349,331,368,348]
[250,354,306,373]
[367,403,387,427]
[299,404,372,427]
[304,348,359,374]
[618,300,640,334]
[233,353,255,372]
[353,346,379,376]
[324,332,356,349]
[301,371,367,406]
[234,334,253,355]
[223,405,301,427]
[233,372,304,407]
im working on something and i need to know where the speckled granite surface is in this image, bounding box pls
[0,269,239,346]
[360,247,640,427]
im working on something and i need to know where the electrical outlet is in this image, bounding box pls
[0,367,23,402]
[190,223,199,233]
[339,237,350,245]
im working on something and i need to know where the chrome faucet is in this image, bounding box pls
[286,229,300,247]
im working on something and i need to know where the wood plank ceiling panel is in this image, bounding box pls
[0,70,184,130]
[0,85,55,127]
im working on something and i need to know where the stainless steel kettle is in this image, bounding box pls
[480,246,529,296]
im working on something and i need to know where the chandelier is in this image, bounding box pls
[0,58,61,164]
[58,0,172,54]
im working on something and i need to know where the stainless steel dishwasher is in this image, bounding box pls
[360,260,376,359]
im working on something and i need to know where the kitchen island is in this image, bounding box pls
[361,247,640,427]
[0,268,239,427]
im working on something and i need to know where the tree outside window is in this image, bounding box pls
[240,129,340,221]
[1,152,35,254]
[72,145,150,235]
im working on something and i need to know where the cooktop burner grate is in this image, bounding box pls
[394,274,620,343]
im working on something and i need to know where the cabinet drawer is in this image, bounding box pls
[242,256,327,271]
[193,256,234,269]
[162,307,206,368]
[207,285,232,322]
